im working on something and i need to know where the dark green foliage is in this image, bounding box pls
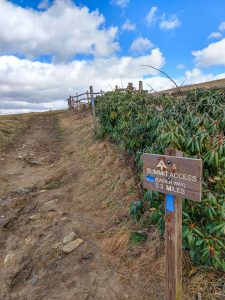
[96,89,225,271]
[130,200,143,221]
[130,231,147,244]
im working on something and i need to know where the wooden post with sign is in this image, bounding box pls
[165,148,183,300]
[142,149,202,300]
[90,85,97,134]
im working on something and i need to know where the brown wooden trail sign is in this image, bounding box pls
[142,148,202,300]
[143,152,202,201]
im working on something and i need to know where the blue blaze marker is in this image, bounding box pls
[145,175,155,182]
[165,194,174,212]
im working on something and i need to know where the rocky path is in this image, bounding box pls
[0,110,221,300]
[0,111,145,300]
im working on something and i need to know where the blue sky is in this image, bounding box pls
[81,0,225,76]
[0,0,225,114]
[11,0,225,74]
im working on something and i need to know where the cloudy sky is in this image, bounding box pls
[1,0,225,114]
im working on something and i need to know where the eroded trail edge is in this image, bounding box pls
[1,111,161,300]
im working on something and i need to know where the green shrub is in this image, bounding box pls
[130,231,147,244]
[96,89,225,271]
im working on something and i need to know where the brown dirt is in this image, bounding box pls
[0,110,224,300]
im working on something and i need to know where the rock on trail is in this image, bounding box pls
[62,238,84,253]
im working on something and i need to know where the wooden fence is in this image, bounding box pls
[67,79,225,110]
[67,89,103,110]
[66,79,225,136]
[67,81,147,110]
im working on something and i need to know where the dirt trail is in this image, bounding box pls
[1,110,215,300]
[0,111,154,300]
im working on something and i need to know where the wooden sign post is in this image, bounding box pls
[142,148,202,300]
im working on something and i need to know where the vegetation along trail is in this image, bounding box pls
[0,110,223,299]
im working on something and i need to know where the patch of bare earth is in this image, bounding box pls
[0,110,223,300]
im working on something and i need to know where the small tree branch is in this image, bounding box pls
[143,80,157,94]
[180,78,187,87]
[141,64,181,93]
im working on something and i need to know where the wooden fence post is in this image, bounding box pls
[139,81,143,92]
[86,90,89,104]
[165,148,183,300]
[127,82,133,91]
[67,96,72,110]
[76,93,78,109]
[90,85,97,134]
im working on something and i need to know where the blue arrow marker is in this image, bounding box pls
[145,175,155,182]
[165,194,174,212]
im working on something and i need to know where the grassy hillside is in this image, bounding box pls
[0,111,63,151]
[0,114,31,150]
[95,88,225,272]
[161,78,225,94]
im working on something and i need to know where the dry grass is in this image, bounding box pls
[161,78,225,94]
[61,110,225,300]
[184,270,225,300]
[0,114,30,149]
[103,229,130,256]
[0,110,65,151]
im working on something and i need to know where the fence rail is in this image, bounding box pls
[67,79,225,111]
[67,81,147,110]
[67,79,225,138]
[67,90,104,110]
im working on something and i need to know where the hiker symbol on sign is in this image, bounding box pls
[157,159,167,171]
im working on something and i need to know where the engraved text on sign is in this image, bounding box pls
[143,154,202,202]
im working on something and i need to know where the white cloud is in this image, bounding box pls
[184,68,225,85]
[0,0,119,61]
[122,19,136,31]
[208,32,222,39]
[38,0,50,10]
[112,0,129,8]
[0,49,165,114]
[146,8,180,31]
[143,68,225,92]
[159,14,180,30]
[146,6,158,26]
[176,64,186,70]
[2,53,225,115]
[192,38,225,67]
[143,77,174,91]
[130,38,155,54]
[219,21,225,31]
